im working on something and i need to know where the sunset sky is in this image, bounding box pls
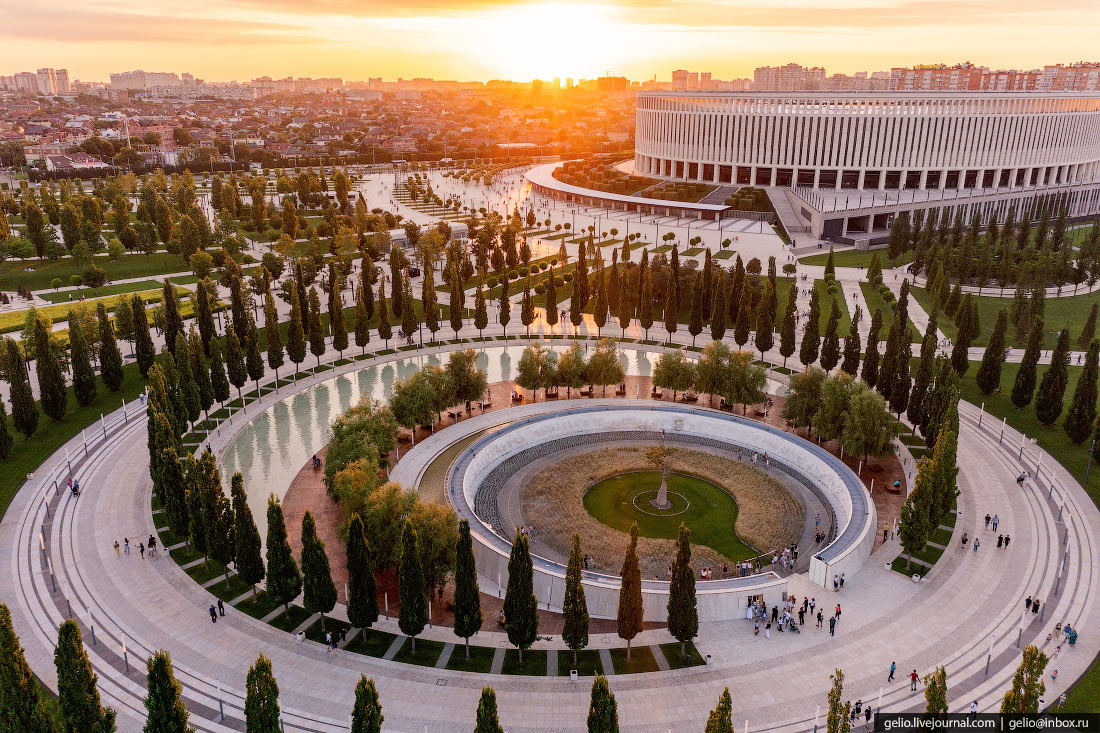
[1,0,1098,84]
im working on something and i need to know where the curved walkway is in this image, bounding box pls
[2,337,1100,731]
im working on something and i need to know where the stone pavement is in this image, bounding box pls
[3,331,1099,732]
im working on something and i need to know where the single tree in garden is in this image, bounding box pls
[301,510,337,632]
[710,271,728,342]
[826,668,851,733]
[475,687,504,733]
[503,530,538,663]
[54,620,116,732]
[1001,645,1048,713]
[162,279,185,346]
[587,676,619,733]
[244,312,266,397]
[1036,328,1071,425]
[6,338,38,439]
[839,306,862,376]
[400,280,418,344]
[194,277,216,353]
[663,275,678,343]
[799,287,821,367]
[398,520,428,652]
[899,459,934,569]
[143,650,189,733]
[264,291,284,380]
[545,267,559,329]
[351,676,383,733]
[376,280,393,348]
[818,298,842,373]
[449,270,465,339]
[706,688,734,733]
[907,312,939,427]
[286,286,307,377]
[224,325,247,401]
[265,495,302,614]
[733,278,752,348]
[133,293,156,376]
[950,295,976,376]
[498,277,512,338]
[687,272,704,346]
[977,309,1008,395]
[209,341,231,405]
[667,523,698,660]
[97,302,124,391]
[617,523,644,660]
[34,318,67,421]
[1065,340,1100,443]
[861,309,883,389]
[453,519,482,659]
[562,534,590,665]
[840,386,897,466]
[68,311,97,407]
[354,283,371,354]
[0,603,54,732]
[779,284,797,367]
[1078,302,1098,349]
[474,281,488,339]
[924,665,949,713]
[0,400,12,459]
[1011,317,1044,409]
[346,513,379,629]
[245,655,280,732]
[755,279,775,359]
[308,286,326,366]
[639,266,655,340]
[232,473,265,601]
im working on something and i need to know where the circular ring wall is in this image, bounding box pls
[444,402,876,622]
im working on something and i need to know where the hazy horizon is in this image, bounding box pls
[2,0,1098,84]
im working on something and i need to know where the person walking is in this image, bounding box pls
[1004,535,1011,548]
[864,706,873,727]
[829,616,836,636]
[883,522,889,542]
[138,542,145,559]
[910,670,919,691]
[973,537,980,553]
[209,605,217,624]
[1025,596,1033,611]
[114,540,120,557]
[817,610,824,628]
[798,608,805,625]
[888,661,896,682]
[970,701,978,716]
[840,573,845,589]
[148,534,157,557]
[835,603,842,620]
[1033,600,1041,616]
[123,538,130,555]
[992,514,1000,532]
[997,535,1004,548]
[325,632,333,655]
[984,514,991,529]
[217,599,225,617]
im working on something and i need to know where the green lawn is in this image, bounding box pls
[36,279,174,303]
[392,637,445,666]
[558,649,604,676]
[800,248,913,269]
[233,590,283,620]
[344,629,398,658]
[813,280,853,336]
[304,617,353,644]
[501,649,547,676]
[584,472,756,561]
[0,287,170,335]
[859,283,922,342]
[269,605,313,633]
[660,641,705,669]
[445,643,497,673]
[0,253,189,291]
[609,645,660,674]
[912,287,1100,349]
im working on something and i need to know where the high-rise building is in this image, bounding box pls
[1039,63,1100,91]
[889,62,987,90]
[753,63,826,90]
[32,68,69,95]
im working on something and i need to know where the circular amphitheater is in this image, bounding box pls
[3,337,1100,732]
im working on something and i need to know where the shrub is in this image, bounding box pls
[539,262,549,271]
[487,276,498,288]
[563,273,574,283]
[518,267,529,277]
[550,258,558,267]
[534,284,546,295]
[882,291,896,303]
[823,273,835,282]
[69,275,82,287]
[507,270,517,280]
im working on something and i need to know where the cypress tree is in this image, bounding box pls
[799,286,821,367]
[0,399,12,459]
[662,273,679,342]
[0,603,54,732]
[950,295,975,376]
[840,306,862,376]
[667,523,698,660]
[97,302,124,392]
[474,280,488,337]
[133,293,155,377]
[977,310,1008,395]
[245,655,280,732]
[286,286,307,377]
[733,277,752,348]
[503,529,538,662]
[544,267,558,329]
[224,325,247,401]
[400,280,418,344]
[861,309,883,389]
[587,676,619,733]
[562,534,589,665]
[68,311,97,407]
[347,514,379,629]
[728,255,745,324]
[54,620,115,732]
[1078,303,1098,349]
[474,687,504,733]
[208,340,230,405]
[232,472,265,601]
[1036,328,1071,425]
[922,358,959,449]
[449,269,466,338]
[162,279,185,347]
[819,298,842,373]
[421,263,439,343]
[497,276,511,339]
[244,312,264,395]
[1011,319,1044,410]
[639,266,654,340]
[265,494,302,614]
[944,282,962,319]
[33,318,67,422]
[159,447,188,545]
[1065,340,1100,443]
[924,666,949,714]
[779,283,797,367]
[522,277,537,336]
[390,255,404,317]
[687,273,704,346]
[877,312,905,400]
[824,248,835,278]
[194,277,216,354]
[330,271,349,357]
[264,291,284,380]
[453,519,481,659]
[301,510,337,632]
[351,676,383,733]
[308,286,326,366]
[907,311,939,427]
[706,688,734,733]
[229,274,248,339]
[377,280,393,347]
[143,649,189,733]
[398,519,428,651]
[890,321,912,418]
[617,523,643,660]
[899,465,933,569]
[710,271,728,342]
[173,332,200,426]
[355,283,372,354]
[755,278,775,359]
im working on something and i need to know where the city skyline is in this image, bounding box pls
[2,0,1100,84]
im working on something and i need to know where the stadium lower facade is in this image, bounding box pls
[633,91,1100,246]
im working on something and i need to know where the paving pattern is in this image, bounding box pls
[2,343,1099,732]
